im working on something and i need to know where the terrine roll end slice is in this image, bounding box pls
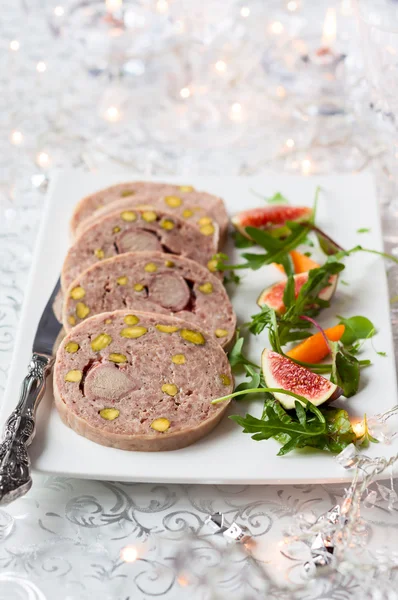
[54,310,233,452]
[70,181,229,246]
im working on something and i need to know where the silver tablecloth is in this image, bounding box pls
[2,1,398,598]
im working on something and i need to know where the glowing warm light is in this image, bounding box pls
[386,45,397,56]
[180,87,191,99]
[177,575,189,587]
[104,105,121,121]
[37,152,50,167]
[10,131,23,145]
[322,7,337,47]
[120,545,138,562]
[353,421,365,437]
[287,1,298,11]
[270,21,284,34]
[240,6,250,17]
[106,0,122,12]
[229,102,244,121]
[340,0,353,17]
[276,85,286,98]
[36,62,47,73]
[215,60,227,73]
[9,40,20,51]
[156,0,169,13]
[285,138,295,148]
[54,6,65,16]
[301,158,312,175]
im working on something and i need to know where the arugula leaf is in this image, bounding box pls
[310,186,320,225]
[218,221,310,274]
[230,399,357,455]
[330,343,360,397]
[377,351,387,357]
[228,335,259,371]
[248,262,345,350]
[277,261,345,345]
[249,189,289,204]
[357,228,371,234]
[233,368,262,400]
[333,244,398,265]
[312,226,344,256]
[337,315,376,346]
[239,252,270,270]
[230,404,326,456]
[224,272,241,285]
[283,274,296,310]
[245,226,288,250]
[266,192,289,204]
[278,328,313,344]
[232,231,255,249]
[248,305,275,336]
[307,407,357,453]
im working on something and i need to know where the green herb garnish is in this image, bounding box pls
[224,272,241,285]
[330,342,360,398]
[337,315,376,346]
[228,335,260,371]
[249,190,289,204]
[229,399,357,456]
[232,230,255,249]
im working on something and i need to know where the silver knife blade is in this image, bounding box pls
[33,277,62,356]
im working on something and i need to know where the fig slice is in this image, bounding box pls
[261,348,342,409]
[118,229,162,253]
[257,273,338,314]
[232,205,313,239]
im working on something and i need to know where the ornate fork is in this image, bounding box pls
[0,279,62,505]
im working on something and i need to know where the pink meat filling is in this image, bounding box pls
[63,252,236,346]
[55,311,233,437]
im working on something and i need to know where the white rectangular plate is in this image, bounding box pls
[1,171,398,485]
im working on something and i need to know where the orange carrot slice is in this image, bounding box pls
[273,250,320,274]
[287,324,345,364]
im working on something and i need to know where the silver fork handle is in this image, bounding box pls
[0,352,54,505]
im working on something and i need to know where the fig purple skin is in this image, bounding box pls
[261,349,341,410]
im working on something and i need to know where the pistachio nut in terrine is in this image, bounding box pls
[53,310,233,451]
[63,251,236,347]
[61,207,219,292]
[70,181,229,246]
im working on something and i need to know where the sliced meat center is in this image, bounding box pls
[148,272,190,311]
[84,363,136,401]
[117,229,162,253]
